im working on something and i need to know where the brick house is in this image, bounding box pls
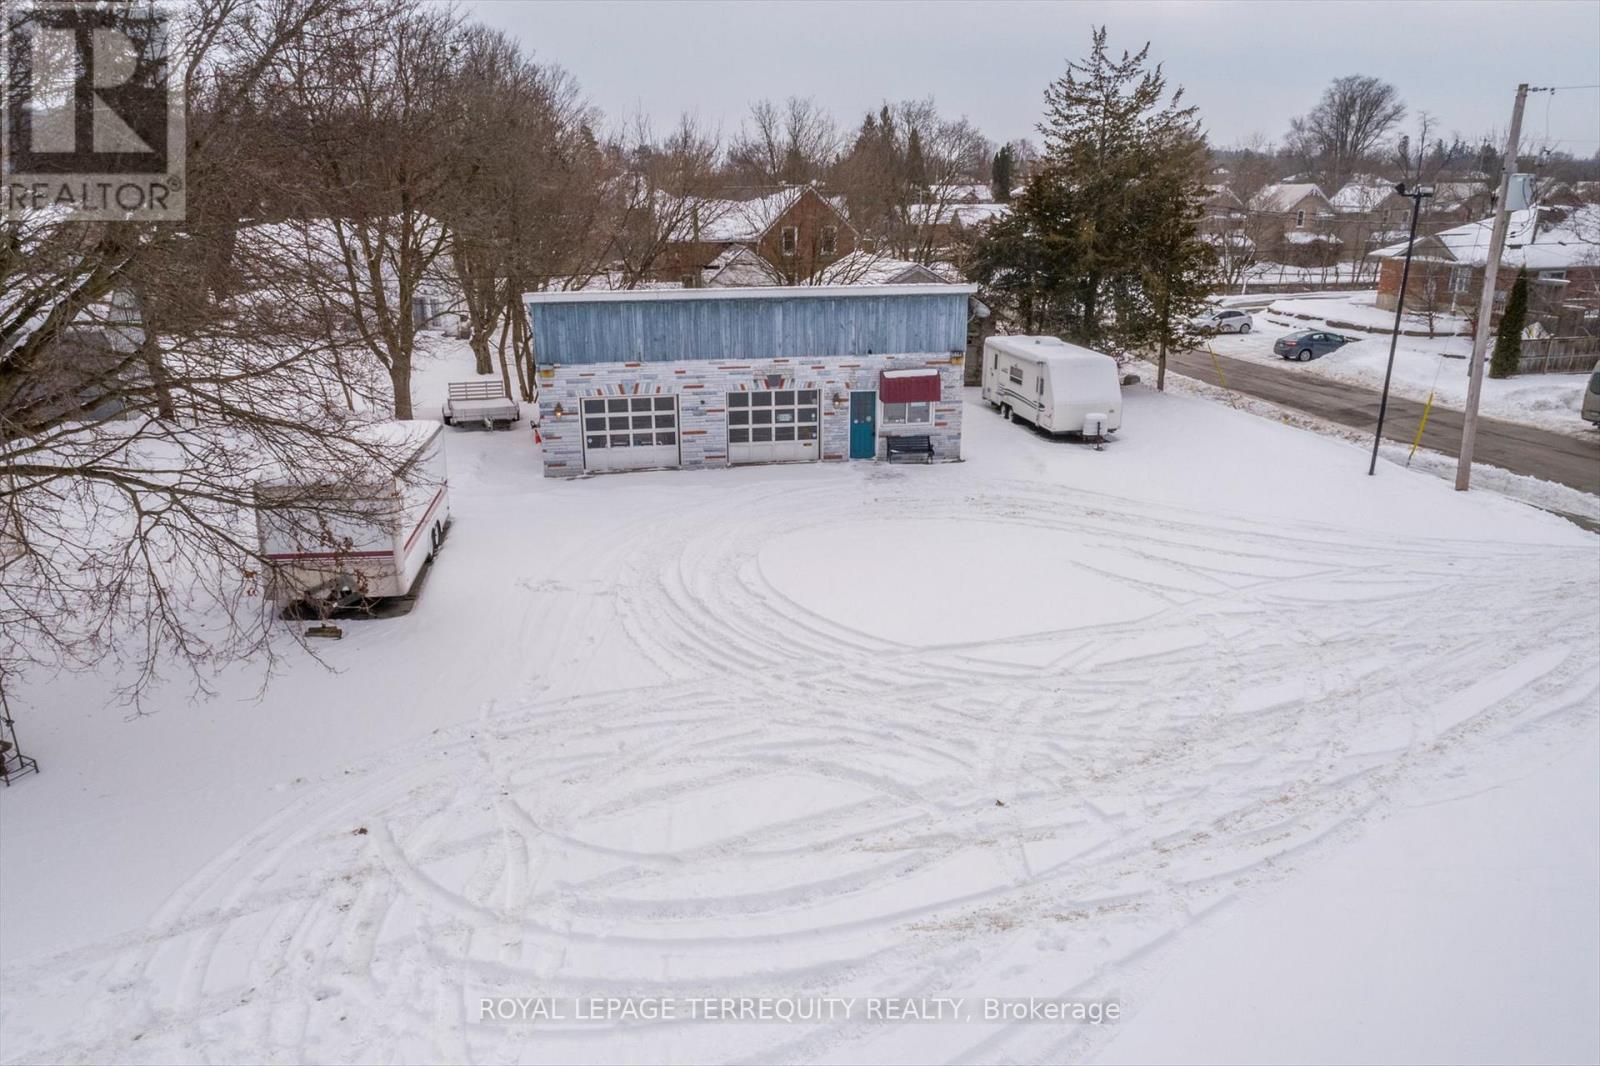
[655,186,857,287]
[1371,205,1600,332]
[525,285,973,476]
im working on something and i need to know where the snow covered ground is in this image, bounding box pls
[1207,294,1596,437]
[1,339,1596,1064]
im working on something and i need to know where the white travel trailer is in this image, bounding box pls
[255,422,450,609]
[981,335,1123,436]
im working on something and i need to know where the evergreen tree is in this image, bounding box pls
[905,127,927,192]
[971,27,1216,362]
[990,144,1015,202]
[1488,267,1529,379]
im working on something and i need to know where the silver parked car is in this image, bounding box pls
[1583,368,1600,425]
[1193,308,1254,334]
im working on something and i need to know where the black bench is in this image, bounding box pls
[885,434,935,463]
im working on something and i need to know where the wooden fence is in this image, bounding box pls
[1518,336,1600,375]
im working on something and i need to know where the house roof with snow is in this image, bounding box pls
[1430,181,1489,209]
[1250,183,1332,214]
[924,183,992,204]
[669,187,849,244]
[1330,181,1398,213]
[814,252,962,286]
[1369,205,1600,270]
[906,201,1012,228]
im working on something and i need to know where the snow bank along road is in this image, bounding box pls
[1,372,1596,1064]
[1168,345,1600,497]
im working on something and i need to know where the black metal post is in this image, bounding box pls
[1370,185,1430,476]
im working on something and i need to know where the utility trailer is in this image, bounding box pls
[981,335,1123,438]
[255,422,450,611]
[441,380,520,429]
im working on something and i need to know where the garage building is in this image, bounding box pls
[526,285,974,477]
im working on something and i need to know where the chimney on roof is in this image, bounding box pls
[690,204,700,241]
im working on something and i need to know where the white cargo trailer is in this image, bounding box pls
[255,422,450,609]
[981,335,1123,437]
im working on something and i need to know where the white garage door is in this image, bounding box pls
[727,389,820,464]
[581,395,679,472]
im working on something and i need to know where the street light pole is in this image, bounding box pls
[1369,183,1433,476]
[1456,83,1529,491]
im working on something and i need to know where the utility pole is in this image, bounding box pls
[1455,83,1528,491]
[1370,183,1432,475]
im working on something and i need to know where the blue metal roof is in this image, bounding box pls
[524,284,975,366]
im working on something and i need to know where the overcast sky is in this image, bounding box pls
[461,0,1600,159]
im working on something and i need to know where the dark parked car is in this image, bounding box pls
[1274,329,1352,361]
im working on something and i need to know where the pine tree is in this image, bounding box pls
[990,144,1014,202]
[905,127,927,192]
[971,27,1216,359]
[1489,267,1529,379]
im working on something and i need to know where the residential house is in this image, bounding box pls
[656,186,857,287]
[525,284,973,476]
[1248,182,1341,266]
[1370,204,1600,338]
[1250,182,1337,232]
[903,200,1011,252]
[1429,181,1494,224]
[1200,185,1247,238]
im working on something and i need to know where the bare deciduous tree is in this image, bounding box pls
[727,97,839,187]
[1287,75,1406,190]
[259,2,465,419]
[1,0,426,710]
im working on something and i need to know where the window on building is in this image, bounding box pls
[727,389,819,445]
[1294,210,1306,228]
[1538,269,1568,283]
[820,226,838,255]
[680,273,697,289]
[581,395,677,451]
[780,226,798,257]
[1448,266,1471,295]
[882,401,931,425]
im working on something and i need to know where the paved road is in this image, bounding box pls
[1165,347,1600,497]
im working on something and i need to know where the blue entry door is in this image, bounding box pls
[849,391,876,459]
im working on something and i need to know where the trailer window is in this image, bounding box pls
[1008,365,1024,385]
[1036,377,1044,396]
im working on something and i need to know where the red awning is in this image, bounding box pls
[878,368,942,403]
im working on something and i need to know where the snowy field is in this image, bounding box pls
[1207,294,1596,436]
[1,340,1597,1064]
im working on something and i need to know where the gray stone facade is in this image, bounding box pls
[536,354,964,476]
